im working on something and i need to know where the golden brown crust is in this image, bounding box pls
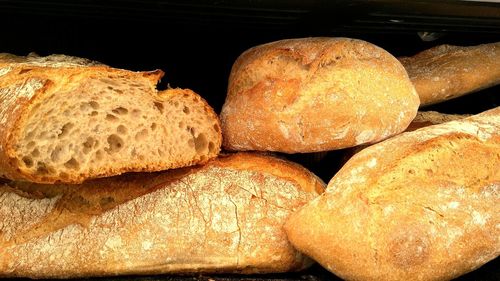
[342,110,469,165]
[221,37,419,153]
[0,152,324,278]
[285,107,500,281]
[214,152,325,194]
[0,54,221,183]
[400,42,500,106]
[407,111,470,132]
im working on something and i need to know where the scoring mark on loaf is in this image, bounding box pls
[1,165,315,275]
[0,66,12,77]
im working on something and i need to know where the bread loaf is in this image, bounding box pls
[285,107,500,281]
[220,37,419,153]
[400,42,500,106]
[341,110,469,165]
[0,53,221,184]
[0,152,325,278]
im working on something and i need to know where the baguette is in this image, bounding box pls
[285,107,500,281]
[0,152,325,278]
[220,37,419,153]
[0,53,221,184]
[400,42,500,106]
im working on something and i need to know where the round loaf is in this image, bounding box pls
[220,37,420,153]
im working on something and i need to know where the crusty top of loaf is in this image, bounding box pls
[0,53,101,68]
[406,111,469,131]
[221,37,419,153]
[285,106,499,281]
[399,42,500,106]
[0,152,324,277]
[1,152,324,243]
[331,106,499,194]
[0,53,223,184]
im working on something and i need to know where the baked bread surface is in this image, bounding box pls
[0,53,221,183]
[221,37,419,153]
[285,107,500,281]
[0,152,324,278]
[400,42,500,106]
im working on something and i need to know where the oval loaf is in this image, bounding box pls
[220,37,420,153]
[285,107,500,281]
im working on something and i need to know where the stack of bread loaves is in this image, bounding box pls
[0,53,325,278]
[1,37,498,280]
[221,37,499,281]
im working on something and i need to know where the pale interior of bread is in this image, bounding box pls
[14,75,220,182]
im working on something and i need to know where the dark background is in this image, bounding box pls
[1,1,499,280]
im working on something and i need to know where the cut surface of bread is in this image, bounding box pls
[0,53,221,183]
[0,152,325,278]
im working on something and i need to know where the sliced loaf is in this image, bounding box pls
[0,53,221,183]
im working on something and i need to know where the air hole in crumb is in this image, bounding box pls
[106,134,124,154]
[183,106,190,114]
[36,162,49,175]
[117,125,127,135]
[90,111,98,116]
[194,133,208,154]
[59,172,69,179]
[27,141,36,149]
[151,123,157,131]
[22,156,33,168]
[64,158,80,170]
[189,127,196,136]
[208,141,216,153]
[26,131,35,140]
[95,149,104,161]
[154,102,164,113]
[83,137,96,154]
[31,148,40,158]
[112,107,128,115]
[58,122,74,138]
[213,124,220,133]
[179,121,185,129]
[132,109,141,117]
[335,56,342,60]
[89,101,99,109]
[50,145,63,162]
[135,129,148,141]
[173,101,179,107]
[106,114,119,121]
[47,166,57,174]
